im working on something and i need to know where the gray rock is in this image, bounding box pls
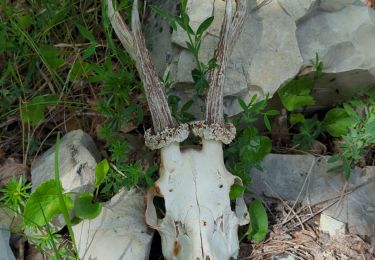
[145,0,375,116]
[250,154,375,242]
[73,189,153,260]
[0,229,15,260]
[31,130,100,193]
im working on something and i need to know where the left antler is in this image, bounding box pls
[107,0,176,133]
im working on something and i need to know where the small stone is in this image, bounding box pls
[320,213,347,237]
[273,254,298,260]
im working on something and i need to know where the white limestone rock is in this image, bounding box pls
[73,189,153,260]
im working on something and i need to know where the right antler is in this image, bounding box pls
[205,0,246,125]
[107,0,175,133]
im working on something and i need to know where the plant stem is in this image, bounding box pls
[54,132,79,259]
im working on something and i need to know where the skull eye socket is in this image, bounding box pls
[153,196,166,219]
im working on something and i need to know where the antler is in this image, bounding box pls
[107,0,175,133]
[205,0,247,125]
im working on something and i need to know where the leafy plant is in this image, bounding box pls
[327,96,375,179]
[277,76,315,112]
[226,96,276,189]
[0,176,31,213]
[152,0,217,98]
[292,115,324,150]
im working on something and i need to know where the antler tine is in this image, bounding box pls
[107,0,175,133]
[205,0,246,125]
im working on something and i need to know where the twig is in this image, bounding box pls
[282,157,316,224]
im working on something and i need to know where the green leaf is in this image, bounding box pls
[258,136,272,160]
[248,199,268,241]
[277,76,315,111]
[39,45,64,69]
[17,15,34,29]
[76,24,95,42]
[229,184,245,201]
[83,43,97,59]
[181,0,188,15]
[265,110,279,116]
[290,113,305,126]
[74,192,102,220]
[20,96,44,126]
[70,60,93,80]
[95,159,110,187]
[323,108,357,137]
[264,114,271,132]
[196,16,214,36]
[238,97,248,111]
[23,180,73,227]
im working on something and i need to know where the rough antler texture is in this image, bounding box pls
[205,0,246,125]
[107,0,175,133]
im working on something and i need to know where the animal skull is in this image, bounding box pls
[107,0,248,259]
[145,122,249,259]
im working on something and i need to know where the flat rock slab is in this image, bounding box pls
[73,189,153,260]
[250,154,375,242]
[31,130,100,193]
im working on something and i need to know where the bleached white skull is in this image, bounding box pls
[145,122,249,260]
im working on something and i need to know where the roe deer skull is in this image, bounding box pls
[107,0,248,259]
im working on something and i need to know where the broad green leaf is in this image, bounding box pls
[24,180,73,227]
[277,76,315,111]
[290,113,305,126]
[76,24,95,42]
[74,192,102,219]
[196,16,214,36]
[229,184,245,201]
[39,45,64,69]
[95,159,109,187]
[20,95,58,126]
[248,199,268,241]
[323,108,357,137]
